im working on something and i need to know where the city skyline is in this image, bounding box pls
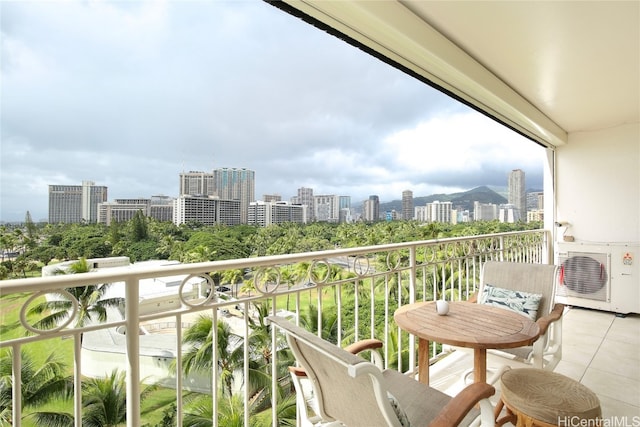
[17,166,541,224]
[0,1,545,222]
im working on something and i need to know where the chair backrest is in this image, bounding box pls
[268,315,403,427]
[480,261,559,319]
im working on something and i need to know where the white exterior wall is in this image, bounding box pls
[555,123,640,244]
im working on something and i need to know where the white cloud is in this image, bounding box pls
[0,1,545,221]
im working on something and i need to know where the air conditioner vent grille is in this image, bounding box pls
[558,252,609,302]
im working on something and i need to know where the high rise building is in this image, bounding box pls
[98,196,175,225]
[338,208,352,224]
[179,168,255,224]
[314,194,341,222]
[49,180,107,224]
[248,201,306,226]
[527,209,544,222]
[508,169,526,221]
[173,195,241,226]
[263,194,282,203]
[179,171,216,197]
[338,196,351,210]
[473,202,498,221]
[213,168,255,224]
[498,204,518,223]
[149,195,175,222]
[426,201,453,223]
[291,187,315,221]
[527,191,544,211]
[363,195,380,222]
[402,190,414,220]
[99,199,150,225]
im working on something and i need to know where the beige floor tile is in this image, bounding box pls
[564,307,615,328]
[606,314,640,345]
[554,359,588,381]
[563,319,612,340]
[598,395,640,420]
[590,344,640,380]
[582,368,640,407]
[561,342,599,366]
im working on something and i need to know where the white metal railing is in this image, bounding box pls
[0,230,548,426]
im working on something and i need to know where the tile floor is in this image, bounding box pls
[429,306,640,423]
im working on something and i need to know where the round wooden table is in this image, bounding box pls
[394,301,540,384]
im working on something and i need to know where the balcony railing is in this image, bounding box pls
[0,229,548,427]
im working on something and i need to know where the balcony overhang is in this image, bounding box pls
[276,0,568,148]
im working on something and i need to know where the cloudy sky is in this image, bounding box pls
[0,1,545,222]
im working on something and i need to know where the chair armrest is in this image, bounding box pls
[291,339,384,378]
[467,292,479,303]
[288,366,307,377]
[428,382,496,427]
[536,303,565,335]
[343,338,383,354]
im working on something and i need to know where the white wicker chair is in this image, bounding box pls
[269,316,496,427]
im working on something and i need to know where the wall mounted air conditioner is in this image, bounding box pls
[555,242,639,315]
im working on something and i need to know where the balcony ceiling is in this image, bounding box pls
[277,0,640,147]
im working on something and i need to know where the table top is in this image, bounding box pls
[394,301,540,350]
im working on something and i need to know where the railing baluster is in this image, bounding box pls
[12,343,21,427]
[125,276,140,427]
[74,332,82,427]
[175,312,184,427]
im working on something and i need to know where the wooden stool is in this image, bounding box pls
[495,368,601,427]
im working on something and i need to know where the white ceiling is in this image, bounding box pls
[278,0,640,147]
[403,1,639,134]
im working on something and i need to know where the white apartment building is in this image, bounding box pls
[527,209,544,223]
[363,195,379,222]
[426,201,453,223]
[291,187,315,222]
[248,201,306,226]
[314,194,341,222]
[48,180,108,224]
[179,168,255,224]
[173,195,241,226]
[473,201,499,221]
[179,171,217,197]
[98,196,175,225]
[498,204,518,223]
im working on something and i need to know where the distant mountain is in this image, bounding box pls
[380,186,508,213]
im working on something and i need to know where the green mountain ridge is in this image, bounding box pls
[379,185,511,213]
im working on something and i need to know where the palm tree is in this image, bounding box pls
[249,391,297,427]
[221,269,245,297]
[29,369,155,427]
[181,315,245,397]
[183,392,245,427]
[299,304,340,343]
[182,244,216,264]
[83,369,157,427]
[0,349,72,426]
[27,258,124,333]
